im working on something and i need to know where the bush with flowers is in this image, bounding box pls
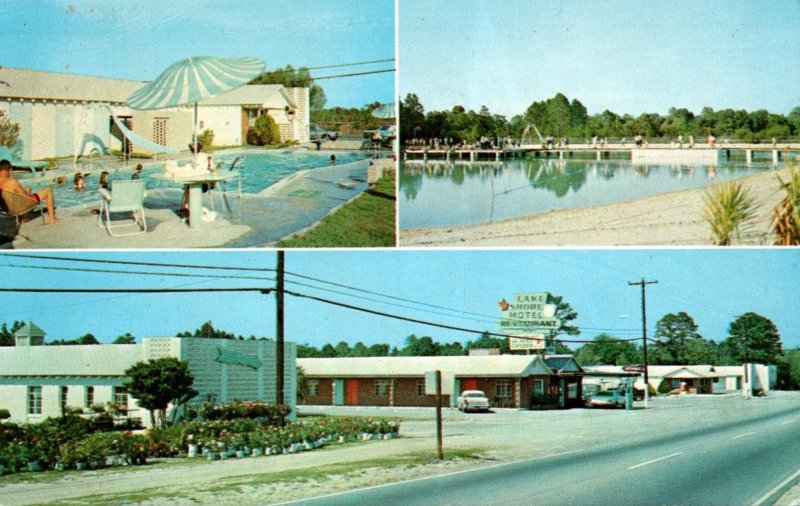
[0,400,400,475]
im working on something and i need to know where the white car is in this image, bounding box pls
[457,390,491,412]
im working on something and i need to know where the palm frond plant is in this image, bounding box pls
[772,161,800,245]
[702,180,759,246]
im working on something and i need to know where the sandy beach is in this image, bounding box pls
[399,167,790,247]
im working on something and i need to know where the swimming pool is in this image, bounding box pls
[18,150,371,209]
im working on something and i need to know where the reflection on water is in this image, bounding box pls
[399,157,775,229]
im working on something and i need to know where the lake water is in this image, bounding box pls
[399,157,779,229]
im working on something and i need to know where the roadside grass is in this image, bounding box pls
[36,448,486,506]
[277,173,396,247]
[0,458,203,486]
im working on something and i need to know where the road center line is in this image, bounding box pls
[627,452,682,470]
[781,420,796,425]
[732,432,757,440]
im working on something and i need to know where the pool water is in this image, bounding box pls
[399,157,780,229]
[19,150,370,209]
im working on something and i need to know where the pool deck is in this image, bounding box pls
[8,153,388,249]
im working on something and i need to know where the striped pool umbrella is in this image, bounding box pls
[371,102,396,119]
[127,56,265,150]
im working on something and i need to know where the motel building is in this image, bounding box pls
[298,352,586,410]
[0,66,310,161]
[0,323,297,426]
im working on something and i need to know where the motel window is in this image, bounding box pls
[671,379,681,389]
[307,380,319,397]
[113,386,128,409]
[375,380,391,397]
[27,386,42,415]
[417,379,426,396]
[60,386,69,412]
[85,386,95,408]
[496,380,513,398]
[534,379,545,396]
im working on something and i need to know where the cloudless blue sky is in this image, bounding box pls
[0,0,394,108]
[1,250,797,352]
[399,0,800,117]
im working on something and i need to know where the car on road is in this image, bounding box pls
[457,390,491,412]
[309,124,338,141]
[586,389,626,408]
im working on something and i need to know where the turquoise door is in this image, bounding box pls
[333,379,344,406]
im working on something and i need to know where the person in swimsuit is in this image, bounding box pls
[0,159,58,223]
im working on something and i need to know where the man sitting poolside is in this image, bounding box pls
[0,159,57,224]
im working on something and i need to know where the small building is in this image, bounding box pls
[583,364,777,395]
[298,354,585,410]
[0,326,297,426]
[0,66,309,160]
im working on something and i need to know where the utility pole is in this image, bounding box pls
[629,278,658,408]
[276,250,285,425]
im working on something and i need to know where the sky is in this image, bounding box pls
[0,0,395,108]
[399,0,800,118]
[0,249,797,352]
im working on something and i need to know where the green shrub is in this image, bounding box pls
[197,128,215,147]
[246,114,281,146]
[0,408,10,421]
[703,180,759,245]
[197,400,291,423]
[657,379,672,395]
[772,161,800,245]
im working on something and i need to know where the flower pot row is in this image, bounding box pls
[188,431,398,462]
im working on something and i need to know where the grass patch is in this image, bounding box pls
[208,447,486,491]
[30,447,486,505]
[277,173,396,247]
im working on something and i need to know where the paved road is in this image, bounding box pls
[282,405,800,506]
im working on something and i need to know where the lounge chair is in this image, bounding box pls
[97,180,147,236]
[0,146,49,173]
[0,189,46,227]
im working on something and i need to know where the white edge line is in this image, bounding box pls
[268,448,583,506]
[627,452,683,471]
[753,466,800,506]
[732,431,758,440]
[781,420,797,425]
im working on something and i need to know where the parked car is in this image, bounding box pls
[457,390,491,412]
[363,124,396,144]
[587,389,625,408]
[309,124,338,141]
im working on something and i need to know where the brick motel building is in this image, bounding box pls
[298,354,585,410]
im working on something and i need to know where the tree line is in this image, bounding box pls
[3,307,796,388]
[249,64,391,136]
[400,92,800,144]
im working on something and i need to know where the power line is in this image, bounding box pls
[312,68,395,81]
[0,288,272,294]
[285,289,639,344]
[303,58,395,71]
[285,271,639,333]
[0,253,275,273]
[3,263,275,283]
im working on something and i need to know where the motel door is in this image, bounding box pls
[462,379,478,391]
[346,379,359,405]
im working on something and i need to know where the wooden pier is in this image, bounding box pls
[403,143,799,164]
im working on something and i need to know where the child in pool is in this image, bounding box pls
[99,171,110,190]
[73,172,85,190]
